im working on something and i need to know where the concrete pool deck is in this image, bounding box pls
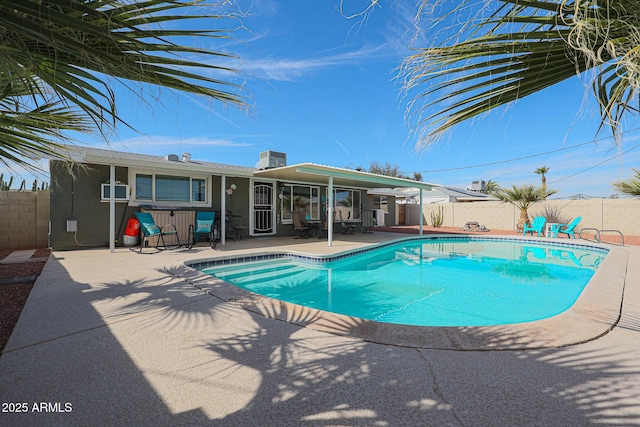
[1,232,639,425]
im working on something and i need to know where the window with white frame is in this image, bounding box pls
[374,195,388,212]
[280,184,320,223]
[333,188,361,221]
[132,171,209,206]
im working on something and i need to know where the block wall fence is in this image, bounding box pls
[2,191,638,249]
[406,198,640,236]
[0,190,50,249]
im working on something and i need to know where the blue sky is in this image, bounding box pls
[6,0,640,197]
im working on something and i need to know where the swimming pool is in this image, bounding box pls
[194,237,608,327]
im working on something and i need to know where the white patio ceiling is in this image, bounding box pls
[255,163,436,246]
[254,163,436,190]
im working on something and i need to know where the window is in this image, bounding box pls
[280,184,320,223]
[374,196,388,212]
[132,172,209,206]
[156,174,189,202]
[334,188,361,220]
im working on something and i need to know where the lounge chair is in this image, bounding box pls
[186,211,217,249]
[551,216,582,239]
[360,210,376,233]
[134,212,180,253]
[292,211,310,238]
[523,216,546,237]
[339,211,355,235]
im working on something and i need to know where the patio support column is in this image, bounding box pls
[109,164,115,252]
[328,175,334,247]
[221,174,226,245]
[419,188,423,235]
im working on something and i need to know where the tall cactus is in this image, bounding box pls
[430,206,444,228]
[0,174,15,191]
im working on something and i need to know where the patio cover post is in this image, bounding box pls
[328,175,334,247]
[419,188,423,235]
[109,164,115,252]
[221,175,226,245]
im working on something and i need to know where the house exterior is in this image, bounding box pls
[394,186,497,205]
[49,147,435,250]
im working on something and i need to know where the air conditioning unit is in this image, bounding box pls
[101,184,130,202]
[257,150,286,169]
[470,180,486,192]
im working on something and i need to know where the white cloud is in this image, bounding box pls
[234,44,394,82]
[96,135,253,152]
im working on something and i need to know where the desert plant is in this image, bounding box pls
[430,206,444,228]
[495,185,557,232]
[0,173,13,190]
[401,0,640,147]
[533,206,571,225]
[31,179,49,191]
[535,166,550,190]
[484,180,500,195]
[1,0,246,171]
[613,168,640,196]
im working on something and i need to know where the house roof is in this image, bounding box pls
[52,147,438,190]
[391,186,497,201]
[53,146,256,177]
[436,186,498,201]
[254,163,437,190]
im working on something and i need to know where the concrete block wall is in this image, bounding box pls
[408,198,640,236]
[0,190,50,249]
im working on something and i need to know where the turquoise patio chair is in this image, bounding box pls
[551,216,582,239]
[134,212,180,253]
[186,211,217,249]
[523,216,547,237]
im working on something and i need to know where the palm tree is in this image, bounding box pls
[613,169,640,196]
[1,0,246,171]
[484,179,500,195]
[402,0,640,147]
[495,185,557,232]
[534,166,550,190]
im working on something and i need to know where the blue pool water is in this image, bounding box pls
[198,238,607,326]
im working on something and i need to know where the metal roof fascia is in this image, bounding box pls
[75,152,255,177]
[294,164,434,189]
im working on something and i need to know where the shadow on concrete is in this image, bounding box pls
[1,252,639,425]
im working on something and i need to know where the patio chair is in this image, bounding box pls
[339,211,355,235]
[523,216,547,237]
[186,211,218,249]
[134,212,180,253]
[551,216,582,239]
[317,217,329,239]
[292,211,310,238]
[360,210,376,233]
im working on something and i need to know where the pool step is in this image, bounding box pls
[208,261,307,283]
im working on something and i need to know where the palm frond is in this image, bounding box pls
[403,0,640,147]
[0,0,247,168]
[495,184,557,210]
[612,168,640,196]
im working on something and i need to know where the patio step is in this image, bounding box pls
[209,259,291,276]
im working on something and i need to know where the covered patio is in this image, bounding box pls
[254,163,436,246]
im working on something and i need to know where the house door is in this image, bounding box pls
[252,182,274,235]
[398,204,406,225]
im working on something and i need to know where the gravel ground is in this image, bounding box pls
[0,248,50,353]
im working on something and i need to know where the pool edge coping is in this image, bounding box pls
[171,234,627,351]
